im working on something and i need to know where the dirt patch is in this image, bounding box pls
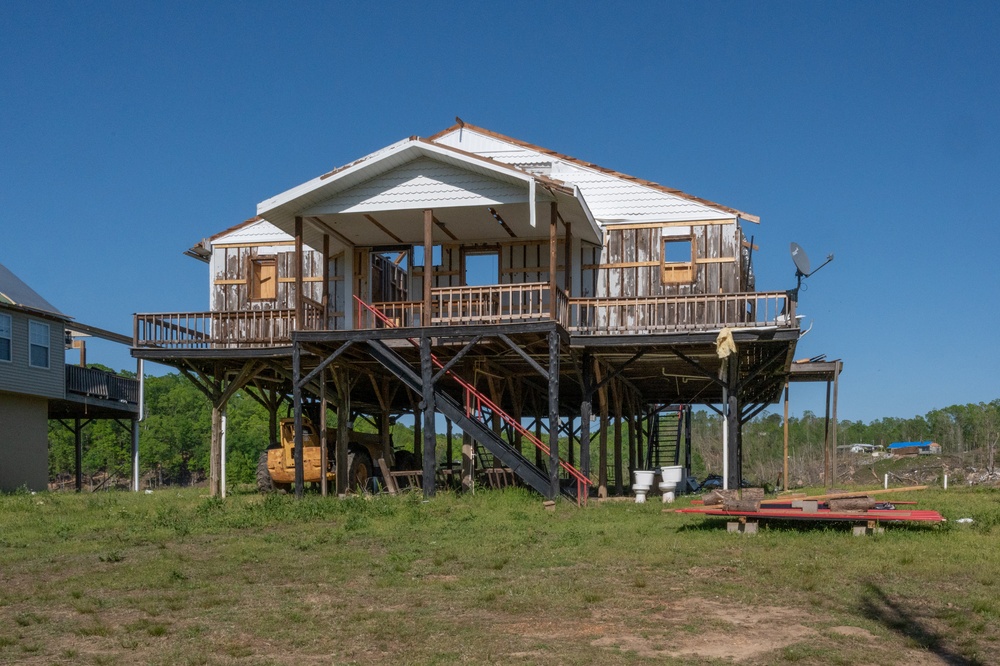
[591,599,817,662]
[829,625,876,639]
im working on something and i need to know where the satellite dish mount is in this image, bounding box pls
[789,242,833,302]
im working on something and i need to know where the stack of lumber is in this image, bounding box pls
[676,486,945,524]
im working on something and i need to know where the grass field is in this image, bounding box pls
[1,486,998,665]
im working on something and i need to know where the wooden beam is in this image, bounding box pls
[363,214,403,243]
[307,216,353,248]
[433,216,458,241]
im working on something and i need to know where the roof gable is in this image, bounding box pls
[431,123,756,224]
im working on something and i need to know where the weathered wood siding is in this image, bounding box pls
[210,244,324,312]
[595,222,743,298]
[0,308,65,400]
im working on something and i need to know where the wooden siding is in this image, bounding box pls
[0,308,65,400]
[596,222,743,299]
[211,245,324,313]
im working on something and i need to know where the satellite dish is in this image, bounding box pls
[790,242,811,276]
[789,242,834,301]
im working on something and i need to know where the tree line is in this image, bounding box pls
[47,369,1000,489]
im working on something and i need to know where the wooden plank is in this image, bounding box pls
[760,486,928,504]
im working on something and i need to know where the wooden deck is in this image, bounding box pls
[134,286,794,349]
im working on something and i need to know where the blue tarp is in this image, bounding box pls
[888,441,934,449]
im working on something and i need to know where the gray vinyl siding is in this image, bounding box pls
[0,306,65,400]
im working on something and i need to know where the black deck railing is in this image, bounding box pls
[65,365,139,404]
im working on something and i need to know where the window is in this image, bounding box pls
[0,313,10,362]
[661,235,696,284]
[29,320,49,368]
[250,256,277,300]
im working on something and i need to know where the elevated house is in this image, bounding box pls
[0,262,140,492]
[133,121,802,501]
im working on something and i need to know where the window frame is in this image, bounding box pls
[661,234,697,284]
[28,320,50,369]
[0,313,11,363]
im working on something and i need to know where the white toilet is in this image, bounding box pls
[659,465,685,503]
[633,470,655,503]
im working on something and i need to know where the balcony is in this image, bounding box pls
[134,287,795,350]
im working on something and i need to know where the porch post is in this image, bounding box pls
[322,234,330,328]
[423,209,433,326]
[320,366,328,497]
[295,216,304,330]
[74,418,83,492]
[563,221,572,296]
[831,361,841,488]
[548,328,560,500]
[783,381,790,491]
[549,202,558,318]
[335,370,349,496]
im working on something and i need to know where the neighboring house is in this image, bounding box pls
[0,262,139,492]
[134,121,809,498]
[888,441,941,456]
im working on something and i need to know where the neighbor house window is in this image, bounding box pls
[0,313,11,362]
[661,235,696,284]
[250,256,277,300]
[28,320,49,368]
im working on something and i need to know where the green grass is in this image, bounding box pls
[0,486,998,664]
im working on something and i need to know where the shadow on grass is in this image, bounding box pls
[858,582,977,666]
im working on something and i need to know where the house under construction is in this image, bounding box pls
[132,121,802,502]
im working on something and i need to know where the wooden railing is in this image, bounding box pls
[361,282,566,329]
[568,290,794,334]
[134,301,325,349]
[66,365,139,404]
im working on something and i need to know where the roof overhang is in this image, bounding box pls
[256,139,604,252]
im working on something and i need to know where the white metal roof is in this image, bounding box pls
[432,126,744,224]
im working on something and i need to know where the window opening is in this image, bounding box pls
[250,256,277,300]
[463,249,499,287]
[661,236,695,284]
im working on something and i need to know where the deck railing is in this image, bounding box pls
[133,300,324,348]
[135,288,795,349]
[568,290,794,334]
[66,365,139,404]
[361,282,567,329]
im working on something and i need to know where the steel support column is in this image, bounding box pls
[548,329,560,500]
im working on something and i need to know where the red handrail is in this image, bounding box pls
[355,296,590,504]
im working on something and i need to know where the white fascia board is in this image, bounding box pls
[573,186,603,244]
[598,213,736,224]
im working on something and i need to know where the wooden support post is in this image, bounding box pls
[294,216,304,331]
[580,352,593,481]
[462,431,474,492]
[320,367,328,497]
[420,335,436,498]
[533,409,543,468]
[413,397,422,460]
[783,381,790,492]
[597,364,609,498]
[684,406,693,473]
[612,380,623,494]
[211,402,223,497]
[74,418,82,492]
[423,209,433,326]
[293,341,304,499]
[547,328,560,500]
[626,402,636,478]
[567,415,575,467]
[549,202,558,317]
[335,370,349,496]
[446,418,454,468]
[831,361,841,488]
[726,355,740,491]
[823,377,832,489]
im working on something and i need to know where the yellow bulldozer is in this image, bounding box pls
[256,417,417,493]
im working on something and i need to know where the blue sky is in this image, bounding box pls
[1,2,997,423]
